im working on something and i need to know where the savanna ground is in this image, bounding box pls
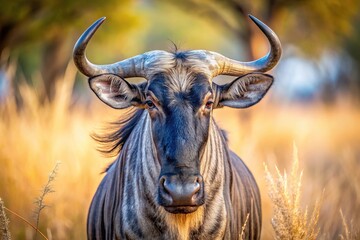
[0,63,359,239]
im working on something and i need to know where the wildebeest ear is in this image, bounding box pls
[215,73,273,109]
[89,74,145,109]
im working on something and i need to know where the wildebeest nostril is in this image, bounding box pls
[195,175,203,184]
[192,178,201,194]
[160,176,166,187]
[160,176,170,194]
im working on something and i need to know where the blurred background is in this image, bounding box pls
[0,0,359,239]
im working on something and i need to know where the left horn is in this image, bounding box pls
[210,15,282,77]
[73,17,148,78]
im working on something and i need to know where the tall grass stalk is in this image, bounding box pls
[340,209,359,240]
[33,162,60,240]
[0,198,11,240]
[264,144,322,240]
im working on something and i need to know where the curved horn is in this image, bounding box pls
[73,17,148,78]
[211,15,282,77]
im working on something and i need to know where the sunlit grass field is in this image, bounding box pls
[0,66,359,239]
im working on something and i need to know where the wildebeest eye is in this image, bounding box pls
[145,100,156,109]
[205,100,214,110]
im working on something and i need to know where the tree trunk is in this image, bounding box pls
[40,33,71,101]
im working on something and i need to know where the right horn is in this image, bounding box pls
[210,15,282,77]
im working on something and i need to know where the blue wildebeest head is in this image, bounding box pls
[73,15,281,214]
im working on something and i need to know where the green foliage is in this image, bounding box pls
[345,15,360,62]
[278,0,359,55]
[160,0,360,56]
[0,0,141,99]
[0,0,138,48]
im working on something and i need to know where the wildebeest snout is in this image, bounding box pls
[158,174,204,213]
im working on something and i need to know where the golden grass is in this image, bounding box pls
[0,63,113,239]
[214,100,360,239]
[264,144,321,239]
[339,209,359,240]
[0,65,359,239]
[33,162,60,240]
[0,198,11,240]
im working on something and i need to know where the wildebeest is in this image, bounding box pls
[73,15,281,240]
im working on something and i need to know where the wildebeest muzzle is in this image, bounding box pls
[158,173,205,214]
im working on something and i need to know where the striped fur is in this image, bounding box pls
[87,110,261,239]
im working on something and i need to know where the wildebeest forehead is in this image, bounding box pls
[145,50,217,78]
[147,72,211,109]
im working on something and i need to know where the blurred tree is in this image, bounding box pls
[343,14,360,102]
[0,0,139,101]
[159,0,360,101]
[159,0,358,59]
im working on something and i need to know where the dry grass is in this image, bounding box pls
[33,162,60,240]
[214,100,360,239]
[339,209,359,240]
[264,144,322,239]
[0,198,11,240]
[0,63,112,239]
[0,64,359,239]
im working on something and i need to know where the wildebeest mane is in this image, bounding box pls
[92,107,145,159]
